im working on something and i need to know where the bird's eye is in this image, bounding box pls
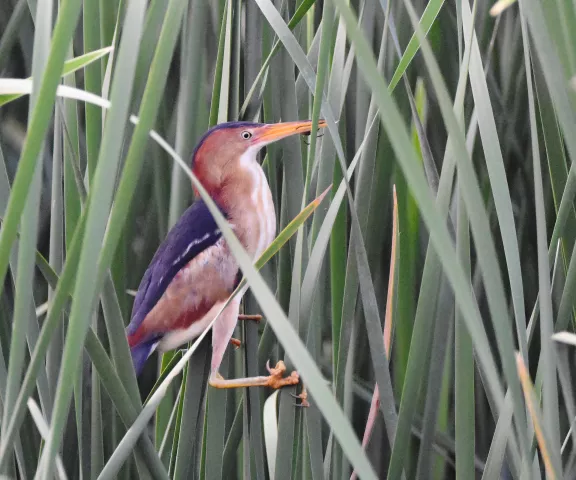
[241,131,252,140]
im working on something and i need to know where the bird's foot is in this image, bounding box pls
[230,337,242,349]
[238,314,262,322]
[208,361,299,389]
[290,386,310,408]
[265,360,300,389]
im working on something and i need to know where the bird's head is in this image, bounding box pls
[191,120,327,199]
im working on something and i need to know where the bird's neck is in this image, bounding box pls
[213,157,276,260]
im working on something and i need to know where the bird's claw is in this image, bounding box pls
[302,131,325,145]
[290,386,310,408]
[264,360,300,389]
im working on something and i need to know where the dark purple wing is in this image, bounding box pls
[126,199,224,339]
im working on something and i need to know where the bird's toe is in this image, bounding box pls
[266,360,287,376]
[266,370,300,389]
[290,386,310,407]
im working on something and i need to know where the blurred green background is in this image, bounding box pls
[1,0,576,478]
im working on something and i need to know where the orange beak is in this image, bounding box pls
[254,119,327,146]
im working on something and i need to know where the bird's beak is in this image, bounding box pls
[255,119,327,146]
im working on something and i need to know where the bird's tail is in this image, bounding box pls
[130,339,158,376]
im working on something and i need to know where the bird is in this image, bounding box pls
[126,119,327,391]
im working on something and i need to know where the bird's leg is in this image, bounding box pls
[231,315,261,348]
[209,360,299,389]
[238,314,262,322]
[211,301,298,389]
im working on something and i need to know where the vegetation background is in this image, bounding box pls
[0,0,575,478]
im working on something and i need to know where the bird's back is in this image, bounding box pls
[126,200,226,370]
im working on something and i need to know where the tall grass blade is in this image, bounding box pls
[37,0,149,475]
[516,353,562,478]
[1,2,53,476]
[0,47,113,107]
[520,8,561,456]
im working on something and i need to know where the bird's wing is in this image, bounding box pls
[126,199,224,342]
